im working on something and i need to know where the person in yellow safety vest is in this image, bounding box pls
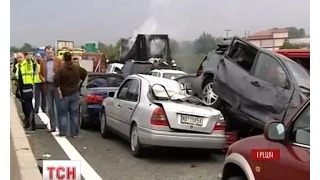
[15,52,36,132]
[33,53,46,113]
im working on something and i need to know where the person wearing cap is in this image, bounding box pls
[33,53,46,113]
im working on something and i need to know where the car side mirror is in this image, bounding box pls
[263,121,285,142]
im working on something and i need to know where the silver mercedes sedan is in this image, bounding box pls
[100,74,227,157]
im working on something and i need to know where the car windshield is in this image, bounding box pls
[87,75,124,88]
[163,73,186,80]
[283,59,310,88]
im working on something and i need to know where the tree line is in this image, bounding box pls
[11,26,308,60]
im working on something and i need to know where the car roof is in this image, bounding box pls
[152,69,187,74]
[129,74,180,86]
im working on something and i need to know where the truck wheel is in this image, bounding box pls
[202,77,222,109]
[130,123,145,158]
[100,110,111,138]
[228,176,247,180]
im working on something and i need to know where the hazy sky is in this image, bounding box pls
[10,0,310,47]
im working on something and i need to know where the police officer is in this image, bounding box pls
[15,52,36,132]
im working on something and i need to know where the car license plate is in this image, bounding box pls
[181,115,203,126]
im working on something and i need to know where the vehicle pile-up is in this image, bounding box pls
[78,36,310,180]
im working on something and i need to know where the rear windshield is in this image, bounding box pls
[163,73,185,80]
[132,63,154,74]
[87,75,124,88]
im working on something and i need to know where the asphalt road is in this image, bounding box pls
[12,86,225,180]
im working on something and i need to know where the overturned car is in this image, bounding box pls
[192,37,310,137]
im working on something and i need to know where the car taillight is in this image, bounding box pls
[212,120,226,131]
[85,95,103,103]
[150,107,169,126]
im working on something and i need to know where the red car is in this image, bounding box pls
[276,49,310,70]
[219,98,310,180]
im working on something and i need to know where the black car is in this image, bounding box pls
[191,37,310,134]
[79,73,124,128]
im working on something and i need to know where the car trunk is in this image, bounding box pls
[157,101,221,133]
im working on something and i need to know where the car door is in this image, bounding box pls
[240,52,294,126]
[116,79,140,137]
[213,38,258,109]
[263,103,310,180]
[107,79,133,131]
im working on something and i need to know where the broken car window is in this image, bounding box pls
[228,42,257,72]
[283,57,310,88]
[254,53,287,88]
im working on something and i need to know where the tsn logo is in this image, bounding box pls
[43,160,81,180]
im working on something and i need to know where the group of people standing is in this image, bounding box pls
[13,46,87,137]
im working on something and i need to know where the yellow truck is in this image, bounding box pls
[54,40,85,59]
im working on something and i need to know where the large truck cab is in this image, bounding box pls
[119,34,172,65]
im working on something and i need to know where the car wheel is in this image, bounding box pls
[79,106,88,129]
[202,77,222,109]
[100,110,111,138]
[130,123,145,158]
[228,176,247,180]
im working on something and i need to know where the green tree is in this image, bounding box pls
[10,46,20,53]
[193,32,217,54]
[280,41,300,49]
[286,27,306,39]
[271,27,307,39]
[19,43,33,52]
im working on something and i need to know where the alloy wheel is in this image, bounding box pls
[202,82,219,105]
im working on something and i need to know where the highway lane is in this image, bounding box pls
[12,88,225,179]
[68,126,225,180]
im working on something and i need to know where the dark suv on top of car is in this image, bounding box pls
[191,36,310,131]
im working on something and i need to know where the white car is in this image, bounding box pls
[106,63,124,74]
[149,69,187,80]
[100,75,227,157]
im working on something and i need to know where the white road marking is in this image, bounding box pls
[32,99,102,180]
